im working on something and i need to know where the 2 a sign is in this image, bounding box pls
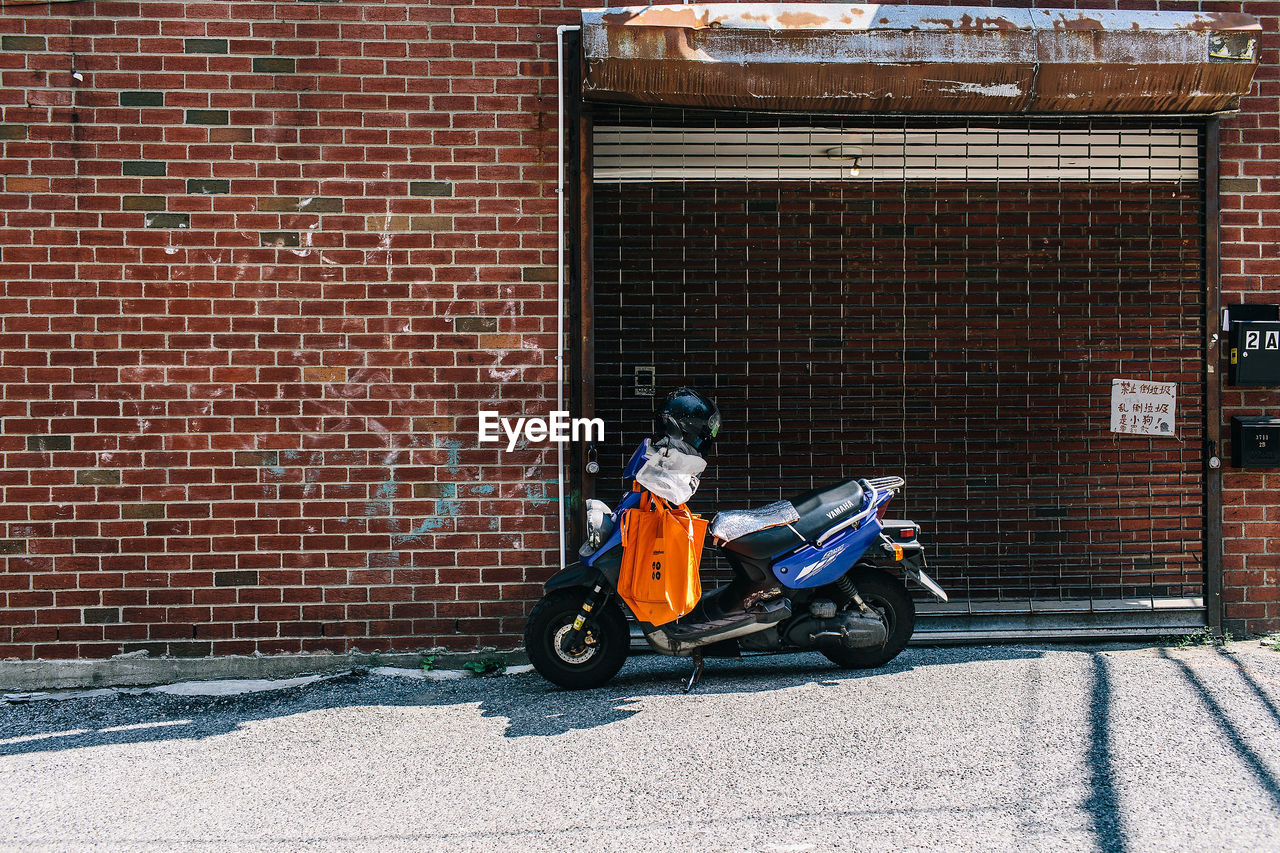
[1243,329,1280,351]
[1230,320,1280,387]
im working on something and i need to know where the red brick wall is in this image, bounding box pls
[0,0,574,659]
[1212,2,1280,636]
[0,0,1275,659]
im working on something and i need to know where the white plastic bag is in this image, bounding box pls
[634,440,707,505]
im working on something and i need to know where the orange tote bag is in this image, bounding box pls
[618,491,707,626]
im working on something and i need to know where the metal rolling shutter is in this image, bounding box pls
[591,109,1207,638]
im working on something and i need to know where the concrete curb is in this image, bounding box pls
[0,648,530,692]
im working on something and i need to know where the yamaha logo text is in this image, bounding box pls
[826,498,856,520]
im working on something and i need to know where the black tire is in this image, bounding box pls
[525,589,629,689]
[821,569,915,670]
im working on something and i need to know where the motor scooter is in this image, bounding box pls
[525,390,950,690]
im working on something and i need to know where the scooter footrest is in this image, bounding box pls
[664,598,790,642]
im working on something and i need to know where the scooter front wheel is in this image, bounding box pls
[525,589,629,689]
[822,569,915,670]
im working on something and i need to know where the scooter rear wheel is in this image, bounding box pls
[821,569,915,670]
[525,589,629,689]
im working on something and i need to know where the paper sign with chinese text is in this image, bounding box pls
[1110,379,1176,437]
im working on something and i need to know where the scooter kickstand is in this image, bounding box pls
[683,652,705,694]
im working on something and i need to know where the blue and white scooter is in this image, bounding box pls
[525,388,949,690]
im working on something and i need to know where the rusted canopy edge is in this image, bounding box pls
[581,4,1262,114]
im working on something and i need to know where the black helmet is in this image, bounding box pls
[657,387,721,450]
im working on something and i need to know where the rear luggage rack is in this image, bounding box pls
[814,476,905,548]
[865,476,905,491]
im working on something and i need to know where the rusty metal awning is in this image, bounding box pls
[580,4,1261,114]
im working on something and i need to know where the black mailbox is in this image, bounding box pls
[1232,416,1280,468]
[1228,304,1280,386]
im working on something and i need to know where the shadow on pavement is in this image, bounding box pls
[0,646,1047,756]
[1160,647,1280,812]
[1215,646,1280,731]
[1084,652,1129,853]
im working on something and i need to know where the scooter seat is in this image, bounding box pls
[709,500,800,542]
[720,478,866,560]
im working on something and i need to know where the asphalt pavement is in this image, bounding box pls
[3,642,1280,852]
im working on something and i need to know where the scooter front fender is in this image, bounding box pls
[543,546,623,592]
[543,561,607,592]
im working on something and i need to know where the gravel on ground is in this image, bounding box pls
[3,641,1279,852]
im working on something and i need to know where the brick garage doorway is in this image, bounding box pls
[585,108,1212,639]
